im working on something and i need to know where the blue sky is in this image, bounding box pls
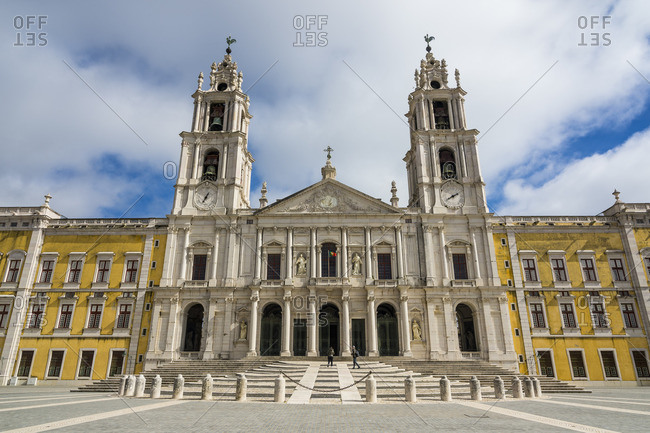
[1,0,649,218]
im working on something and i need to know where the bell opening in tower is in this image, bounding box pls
[209,103,225,131]
[202,151,219,181]
[439,149,457,180]
[433,100,450,129]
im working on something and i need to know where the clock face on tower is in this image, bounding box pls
[194,183,218,210]
[441,181,465,209]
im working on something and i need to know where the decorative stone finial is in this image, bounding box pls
[324,146,333,160]
[424,34,435,53]
[321,148,336,180]
[454,68,460,87]
[259,182,268,208]
[198,72,204,90]
[390,181,399,207]
[226,36,237,55]
[613,189,621,203]
[44,194,52,207]
[210,62,217,89]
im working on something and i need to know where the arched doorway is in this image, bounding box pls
[319,304,339,355]
[260,303,282,356]
[456,303,478,352]
[183,304,204,352]
[377,303,399,356]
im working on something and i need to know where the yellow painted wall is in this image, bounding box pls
[0,231,32,279]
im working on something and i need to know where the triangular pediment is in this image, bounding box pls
[256,179,402,215]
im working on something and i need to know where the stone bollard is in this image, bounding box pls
[202,374,214,401]
[172,374,185,400]
[235,373,247,402]
[469,376,482,401]
[134,374,146,397]
[440,376,452,401]
[523,377,534,398]
[150,375,162,399]
[119,375,128,396]
[125,375,136,397]
[511,377,523,399]
[404,375,417,403]
[274,374,285,403]
[493,376,506,400]
[366,373,377,403]
[532,377,542,397]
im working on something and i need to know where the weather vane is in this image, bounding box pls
[324,146,334,160]
[226,35,237,54]
[424,34,435,53]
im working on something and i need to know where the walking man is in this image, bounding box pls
[352,345,360,369]
[327,346,335,367]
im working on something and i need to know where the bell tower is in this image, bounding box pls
[171,37,254,215]
[404,38,488,215]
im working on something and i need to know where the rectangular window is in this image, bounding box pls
[560,303,576,328]
[29,304,44,328]
[191,255,206,280]
[452,253,468,280]
[610,258,627,282]
[68,260,82,283]
[538,350,554,377]
[6,259,21,282]
[632,351,650,378]
[522,258,538,282]
[125,259,139,283]
[581,258,597,281]
[40,260,55,283]
[266,254,281,280]
[569,351,587,378]
[551,258,567,282]
[78,350,94,378]
[377,253,392,280]
[530,303,546,328]
[645,258,650,280]
[108,351,125,377]
[514,328,520,336]
[17,350,34,376]
[87,304,102,328]
[622,303,638,328]
[96,260,110,283]
[47,350,65,377]
[58,304,73,328]
[504,260,510,268]
[116,304,132,328]
[591,303,608,328]
[601,350,619,378]
[0,304,10,328]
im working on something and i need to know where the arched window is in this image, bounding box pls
[202,151,219,181]
[208,103,225,131]
[321,243,337,277]
[439,149,457,180]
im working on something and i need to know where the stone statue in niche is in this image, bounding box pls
[239,320,248,340]
[412,319,422,341]
[295,253,307,275]
[351,253,362,276]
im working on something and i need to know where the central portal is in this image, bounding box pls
[319,304,339,356]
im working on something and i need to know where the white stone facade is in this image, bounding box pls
[144,49,517,371]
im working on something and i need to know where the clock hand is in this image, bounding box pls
[202,192,210,203]
[448,193,458,199]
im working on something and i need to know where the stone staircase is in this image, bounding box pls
[73,357,589,399]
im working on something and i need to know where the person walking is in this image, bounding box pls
[327,346,335,367]
[352,345,360,369]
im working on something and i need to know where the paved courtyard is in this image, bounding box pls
[1,385,649,432]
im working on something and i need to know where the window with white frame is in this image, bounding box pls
[609,258,627,282]
[529,303,546,328]
[577,251,599,284]
[621,302,638,328]
[522,258,538,282]
[116,303,132,328]
[87,304,102,328]
[94,253,114,284]
[632,350,650,378]
[645,257,650,281]
[77,350,95,378]
[560,303,577,328]
[0,303,10,328]
[47,350,65,378]
[4,251,25,283]
[57,304,74,328]
[123,253,142,284]
[28,302,45,328]
[551,257,568,282]
[590,298,608,329]
[67,259,83,283]
[568,350,588,379]
[600,350,619,378]
[39,257,56,284]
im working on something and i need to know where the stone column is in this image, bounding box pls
[341,228,348,278]
[341,292,351,356]
[248,290,259,356]
[210,229,220,282]
[203,298,217,356]
[281,291,291,356]
[479,293,497,360]
[286,228,293,281]
[399,289,412,356]
[179,228,190,282]
[469,376,481,401]
[404,376,416,402]
[274,375,285,403]
[310,227,317,279]
[425,291,439,358]
[202,374,213,400]
[395,226,404,280]
[442,297,460,359]
[220,145,228,179]
[423,226,435,286]
[439,227,449,282]
[307,291,317,356]
[164,296,180,355]
[471,228,481,280]
[254,228,262,282]
[365,227,373,283]
[366,373,377,403]
[440,376,452,401]
[220,295,234,357]
[192,143,200,179]
[367,291,378,356]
